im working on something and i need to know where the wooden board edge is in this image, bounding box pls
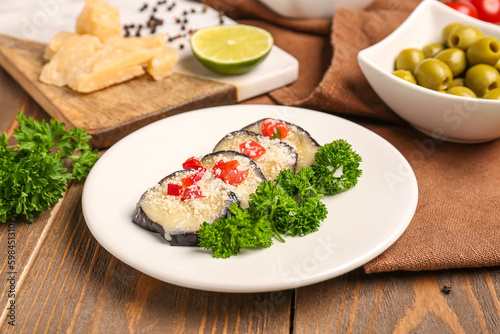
[87,86,237,148]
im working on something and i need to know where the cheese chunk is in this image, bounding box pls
[40,34,103,87]
[71,65,145,93]
[75,0,122,42]
[107,35,179,80]
[147,46,180,80]
[95,43,162,71]
[43,31,76,61]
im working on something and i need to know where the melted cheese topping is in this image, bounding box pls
[214,132,297,180]
[244,122,319,170]
[139,171,230,240]
[201,153,264,209]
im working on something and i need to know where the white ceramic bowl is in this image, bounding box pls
[258,0,374,19]
[358,0,500,143]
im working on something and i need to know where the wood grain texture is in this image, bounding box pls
[0,34,238,149]
[293,268,500,333]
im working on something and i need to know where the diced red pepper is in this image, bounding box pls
[211,159,248,185]
[182,156,203,170]
[261,118,290,139]
[231,169,249,185]
[239,139,266,160]
[213,159,239,170]
[212,159,238,179]
[181,176,194,187]
[217,168,249,185]
[181,167,206,187]
[167,183,183,196]
[181,185,204,201]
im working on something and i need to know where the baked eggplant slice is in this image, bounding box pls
[213,130,298,181]
[132,169,238,246]
[200,150,266,209]
[241,118,320,170]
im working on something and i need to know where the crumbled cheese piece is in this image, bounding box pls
[71,64,145,93]
[43,31,76,61]
[147,46,179,80]
[75,0,122,42]
[40,34,103,88]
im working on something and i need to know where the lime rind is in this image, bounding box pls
[190,24,274,75]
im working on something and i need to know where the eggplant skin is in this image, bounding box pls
[132,206,166,235]
[170,233,199,246]
[132,170,239,247]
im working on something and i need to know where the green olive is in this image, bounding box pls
[495,59,500,72]
[483,87,500,99]
[447,86,477,98]
[442,23,465,47]
[447,26,484,50]
[422,42,445,58]
[466,37,500,67]
[414,58,454,91]
[465,64,500,97]
[448,77,466,89]
[435,48,467,77]
[395,48,425,73]
[392,70,417,84]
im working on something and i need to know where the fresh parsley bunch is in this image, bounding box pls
[198,139,362,258]
[197,204,275,258]
[0,112,98,223]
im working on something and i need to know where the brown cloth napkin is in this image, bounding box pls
[202,0,500,273]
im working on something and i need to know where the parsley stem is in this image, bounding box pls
[272,224,285,243]
[269,205,285,243]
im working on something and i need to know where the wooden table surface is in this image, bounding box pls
[1,66,500,334]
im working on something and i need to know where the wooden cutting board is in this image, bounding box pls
[0,34,238,148]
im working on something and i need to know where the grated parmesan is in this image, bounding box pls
[214,131,297,180]
[243,120,320,170]
[139,170,231,241]
[200,152,264,209]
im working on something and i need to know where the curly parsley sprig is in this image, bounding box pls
[312,139,363,195]
[198,139,362,258]
[0,112,98,223]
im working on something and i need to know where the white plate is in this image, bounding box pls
[82,105,418,293]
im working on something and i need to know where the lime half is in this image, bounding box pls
[190,24,274,75]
